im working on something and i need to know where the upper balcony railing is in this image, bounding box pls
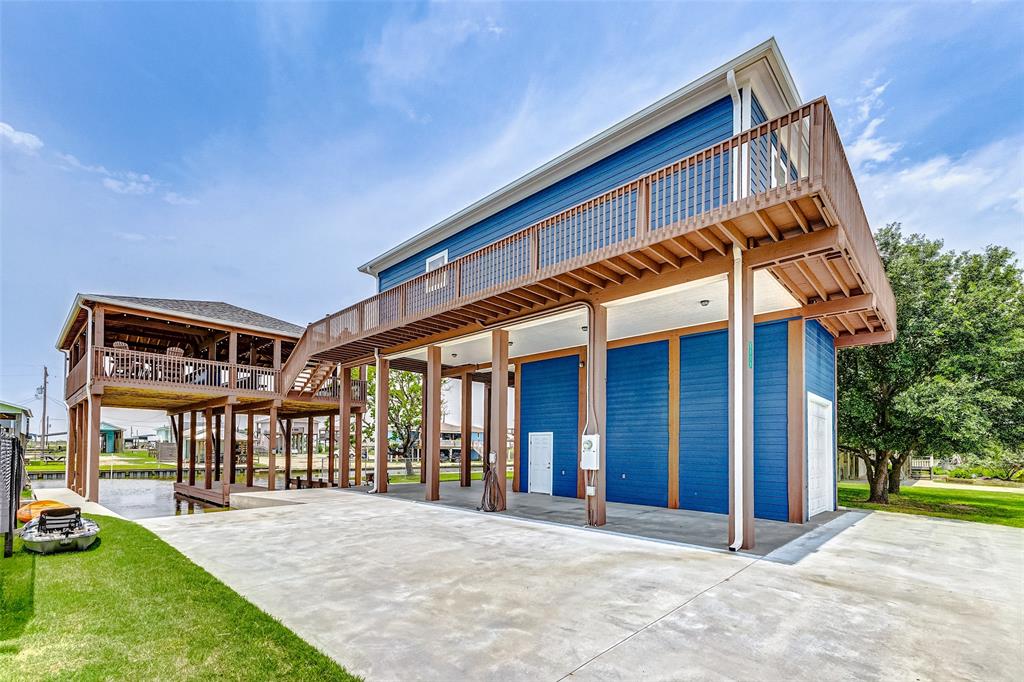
[68,345,370,403]
[93,346,280,394]
[285,97,893,374]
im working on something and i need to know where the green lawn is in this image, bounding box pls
[838,482,1024,528]
[27,450,176,474]
[0,515,358,680]
[387,470,515,484]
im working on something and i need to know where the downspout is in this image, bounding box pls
[726,69,742,202]
[729,247,745,552]
[79,301,94,499]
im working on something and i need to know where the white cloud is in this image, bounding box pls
[858,136,1024,253]
[841,78,903,170]
[363,5,505,115]
[163,191,198,206]
[0,121,44,153]
[102,173,156,195]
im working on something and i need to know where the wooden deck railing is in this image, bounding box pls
[308,377,369,402]
[282,96,889,379]
[66,356,88,398]
[93,346,280,394]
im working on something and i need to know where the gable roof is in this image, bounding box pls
[0,400,33,417]
[57,293,305,349]
[357,37,800,279]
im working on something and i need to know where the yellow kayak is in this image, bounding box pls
[17,500,71,524]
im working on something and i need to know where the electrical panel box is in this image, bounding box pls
[580,434,600,470]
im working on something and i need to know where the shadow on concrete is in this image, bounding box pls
[335,481,853,558]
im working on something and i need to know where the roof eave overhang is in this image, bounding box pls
[55,294,303,351]
[358,37,801,279]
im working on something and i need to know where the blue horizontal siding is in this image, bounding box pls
[805,320,835,403]
[518,354,579,497]
[607,341,669,507]
[679,330,729,514]
[379,96,734,291]
[753,321,789,521]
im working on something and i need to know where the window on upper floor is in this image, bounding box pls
[424,250,449,294]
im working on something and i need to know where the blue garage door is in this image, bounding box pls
[519,354,580,498]
[679,330,729,513]
[607,341,669,507]
[753,320,789,521]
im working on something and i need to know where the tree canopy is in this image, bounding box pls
[837,224,1023,502]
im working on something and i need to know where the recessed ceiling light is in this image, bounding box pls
[700,299,710,307]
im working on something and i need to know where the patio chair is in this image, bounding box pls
[111,341,132,378]
[161,347,184,383]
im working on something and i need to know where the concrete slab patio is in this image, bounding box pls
[140,489,1024,681]
[360,481,845,556]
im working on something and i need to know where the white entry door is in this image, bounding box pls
[807,393,835,517]
[528,432,553,495]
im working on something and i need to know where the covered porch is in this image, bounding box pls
[352,481,845,556]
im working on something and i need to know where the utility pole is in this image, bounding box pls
[38,366,49,450]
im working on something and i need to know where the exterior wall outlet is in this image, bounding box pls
[580,434,600,470]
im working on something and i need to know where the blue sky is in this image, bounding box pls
[2,1,1022,433]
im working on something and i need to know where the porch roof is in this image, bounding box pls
[56,293,304,350]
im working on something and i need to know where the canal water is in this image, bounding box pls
[31,478,226,520]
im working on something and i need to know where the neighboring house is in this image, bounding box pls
[0,400,33,441]
[155,425,173,442]
[99,422,124,453]
[54,39,897,550]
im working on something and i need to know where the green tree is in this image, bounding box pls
[363,366,449,475]
[837,224,1023,503]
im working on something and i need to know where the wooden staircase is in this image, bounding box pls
[288,359,339,399]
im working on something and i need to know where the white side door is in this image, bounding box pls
[528,432,553,495]
[807,393,835,517]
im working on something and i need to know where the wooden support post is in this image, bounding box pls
[354,410,363,486]
[86,396,102,503]
[513,365,521,493]
[284,419,292,489]
[228,331,237,388]
[482,384,491,476]
[460,373,472,487]
[66,405,77,490]
[246,412,254,487]
[787,319,806,523]
[176,412,184,485]
[222,404,234,500]
[340,368,352,488]
[490,329,509,511]
[584,306,607,526]
[306,416,314,485]
[327,413,335,486]
[188,411,197,486]
[267,405,277,490]
[214,413,222,482]
[374,356,389,493]
[425,346,442,501]
[204,407,213,489]
[728,247,755,550]
[94,306,105,350]
[355,365,366,485]
[668,335,680,509]
[419,374,427,484]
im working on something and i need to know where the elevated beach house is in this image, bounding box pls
[57,39,894,549]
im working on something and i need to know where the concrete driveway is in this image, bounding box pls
[140,491,1023,681]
